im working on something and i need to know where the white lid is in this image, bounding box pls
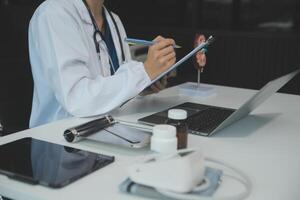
[152,125,176,139]
[168,109,187,120]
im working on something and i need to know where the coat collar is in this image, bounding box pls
[73,0,92,24]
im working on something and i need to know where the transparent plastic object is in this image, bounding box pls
[178,82,216,97]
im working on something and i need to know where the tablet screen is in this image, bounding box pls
[0,138,114,188]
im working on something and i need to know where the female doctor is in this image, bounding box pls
[28,0,179,127]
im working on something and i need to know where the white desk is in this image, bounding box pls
[1,83,300,200]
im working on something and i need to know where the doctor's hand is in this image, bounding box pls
[140,71,177,95]
[143,36,176,81]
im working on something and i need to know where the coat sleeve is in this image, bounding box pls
[30,6,151,117]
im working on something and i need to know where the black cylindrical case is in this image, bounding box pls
[64,116,114,143]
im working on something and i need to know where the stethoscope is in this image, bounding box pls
[82,0,125,72]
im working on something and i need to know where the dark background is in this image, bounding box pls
[0,0,300,136]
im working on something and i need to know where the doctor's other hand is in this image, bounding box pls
[143,36,176,80]
[140,76,168,95]
[140,71,176,95]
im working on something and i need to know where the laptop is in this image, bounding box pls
[138,69,300,136]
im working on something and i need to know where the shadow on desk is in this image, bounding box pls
[115,95,188,118]
[212,113,281,138]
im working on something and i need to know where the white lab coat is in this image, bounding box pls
[28,0,151,128]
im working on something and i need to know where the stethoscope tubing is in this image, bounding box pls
[82,0,125,66]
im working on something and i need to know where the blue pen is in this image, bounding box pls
[124,37,208,53]
[124,38,182,49]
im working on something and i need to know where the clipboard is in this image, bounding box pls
[119,36,216,108]
[150,35,215,84]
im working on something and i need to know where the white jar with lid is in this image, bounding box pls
[151,125,177,154]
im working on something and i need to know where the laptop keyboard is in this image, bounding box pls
[188,107,234,134]
[138,102,236,136]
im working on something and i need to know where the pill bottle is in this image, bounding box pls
[166,109,188,149]
[151,124,177,154]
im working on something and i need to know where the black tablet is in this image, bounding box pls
[0,138,114,188]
